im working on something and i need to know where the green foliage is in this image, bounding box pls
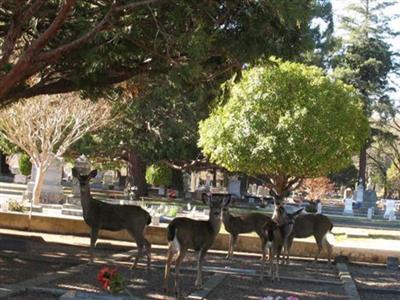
[199,58,369,188]
[18,153,32,176]
[165,206,180,218]
[387,164,400,194]
[146,164,172,187]
[68,1,334,169]
[328,165,359,188]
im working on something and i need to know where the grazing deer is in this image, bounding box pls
[163,193,230,298]
[72,168,152,270]
[285,213,334,264]
[223,207,271,260]
[260,219,284,282]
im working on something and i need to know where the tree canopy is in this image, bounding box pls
[0,0,331,106]
[198,58,369,196]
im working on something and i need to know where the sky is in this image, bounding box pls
[331,0,400,102]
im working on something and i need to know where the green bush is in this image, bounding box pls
[146,164,172,187]
[165,206,180,217]
[18,153,32,176]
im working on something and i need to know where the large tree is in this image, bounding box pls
[332,0,399,186]
[0,0,330,107]
[198,58,369,197]
[63,1,334,196]
[0,93,112,205]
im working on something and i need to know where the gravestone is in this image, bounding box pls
[363,190,378,209]
[384,199,396,219]
[343,198,353,215]
[317,202,322,214]
[228,177,241,198]
[26,156,64,204]
[367,207,373,219]
[60,290,128,300]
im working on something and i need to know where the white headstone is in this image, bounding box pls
[317,202,322,214]
[343,198,353,215]
[384,199,396,219]
[355,183,364,203]
[367,207,373,219]
[228,178,241,198]
[389,211,397,221]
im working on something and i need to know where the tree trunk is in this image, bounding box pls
[0,152,11,175]
[358,143,367,188]
[127,150,148,198]
[32,164,46,205]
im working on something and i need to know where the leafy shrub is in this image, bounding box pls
[8,200,26,212]
[146,164,172,187]
[165,206,180,217]
[18,153,32,176]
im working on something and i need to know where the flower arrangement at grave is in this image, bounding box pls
[97,266,135,298]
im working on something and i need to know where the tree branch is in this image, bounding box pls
[0,0,45,69]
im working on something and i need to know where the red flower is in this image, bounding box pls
[97,266,124,294]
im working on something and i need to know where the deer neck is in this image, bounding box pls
[78,183,91,217]
[208,211,222,235]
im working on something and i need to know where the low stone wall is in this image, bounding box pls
[0,212,398,264]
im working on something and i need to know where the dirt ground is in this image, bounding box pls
[1,235,399,299]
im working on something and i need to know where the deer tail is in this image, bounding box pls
[146,214,151,225]
[167,222,176,242]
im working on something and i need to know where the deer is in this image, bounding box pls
[163,193,230,298]
[222,207,271,260]
[260,218,284,282]
[284,212,334,265]
[72,168,152,270]
[272,200,334,265]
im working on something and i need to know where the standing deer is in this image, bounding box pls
[284,213,334,264]
[271,199,304,263]
[223,207,271,260]
[260,219,284,282]
[72,168,152,270]
[163,193,230,298]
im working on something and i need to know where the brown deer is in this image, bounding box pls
[260,219,284,282]
[284,213,334,264]
[72,168,152,270]
[163,193,230,298]
[223,207,271,260]
[272,200,334,264]
[271,199,303,263]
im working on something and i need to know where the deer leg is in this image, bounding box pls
[313,236,323,263]
[195,249,207,288]
[260,237,267,261]
[322,235,333,265]
[285,236,294,265]
[226,234,232,259]
[276,246,281,282]
[269,247,274,282]
[174,248,187,299]
[163,246,176,293]
[89,226,99,263]
[127,228,148,270]
[228,234,238,260]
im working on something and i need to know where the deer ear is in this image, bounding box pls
[201,193,210,205]
[288,208,303,219]
[89,170,97,179]
[72,168,79,178]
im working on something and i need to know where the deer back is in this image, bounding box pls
[291,213,333,239]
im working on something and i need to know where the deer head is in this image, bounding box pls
[202,192,231,220]
[272,202,303,227]
[72,168,97,186]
